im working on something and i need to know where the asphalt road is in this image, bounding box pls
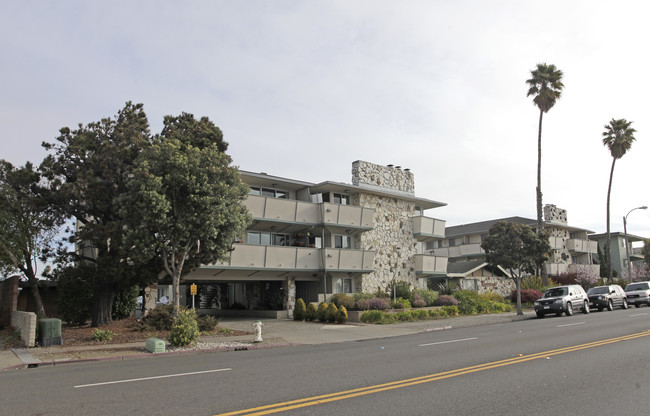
[2,308,649,416]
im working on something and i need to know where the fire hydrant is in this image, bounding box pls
[252,320,263,342]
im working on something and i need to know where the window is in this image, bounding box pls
[334,235,351,249]
[333,193,349,205]
[247,232,289,246]
[334,278,352,294]
[249,186,288,199]
[414,206,422,216]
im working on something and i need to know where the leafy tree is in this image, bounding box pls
[0,160,61,319]
[526,63,563,285]
[122,113,251,315]
[602,118,636,280]
[40,102,159,326]
[481,221,552,315]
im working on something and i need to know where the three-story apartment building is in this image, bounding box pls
[177,161,447,317]
[429,205,599,296]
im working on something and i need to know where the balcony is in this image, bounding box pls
[545,263,600,277]
[435,243,484,259]
[211,244,375,273]
[414,254,448,276]
[412,216,446,241]
[324,248,375,272]
[245,195,374,230]
[566,239,597,254]
[548,237,564,250]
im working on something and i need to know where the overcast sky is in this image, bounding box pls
[1,0,649,240]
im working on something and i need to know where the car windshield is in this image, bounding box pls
[544,288,566,298]
[626,283,650,291]
[588,287,609,295]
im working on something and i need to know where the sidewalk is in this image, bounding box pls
[1,311,535,371]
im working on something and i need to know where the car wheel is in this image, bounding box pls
[622,298,628,309]
[583,300,590,314]
[607,299,614,311]
[565,302,573,316]
[536,311,545,318]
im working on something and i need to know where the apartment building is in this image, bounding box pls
[179,161,448,317]
[429,205,599,296]
[589,232,647,278]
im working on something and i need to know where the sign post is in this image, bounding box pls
[190,283,197,309]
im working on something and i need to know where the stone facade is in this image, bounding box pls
[351,161,419,293]
[544,204,567,224]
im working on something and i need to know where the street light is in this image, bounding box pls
[623,205,648,281]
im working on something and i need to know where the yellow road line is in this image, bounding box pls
[214,330,650,416]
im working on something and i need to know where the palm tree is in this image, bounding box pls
[526,63,564,284]
[602,118,636,280]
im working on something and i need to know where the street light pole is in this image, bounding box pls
[623,205,647,281]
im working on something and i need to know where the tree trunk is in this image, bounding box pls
[536,109,549,286]
[606,157,616,281]
[25,261,47,319]
[91,282,114,327]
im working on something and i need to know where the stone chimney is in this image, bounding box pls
[351,161,414,193]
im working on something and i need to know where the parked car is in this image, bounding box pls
[534,285,590,318]
[624,281,650,308]
[587,285,628,311]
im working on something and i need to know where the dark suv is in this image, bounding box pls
[624,281,650,308]
[587,285,628,311]
[534,285,590,318]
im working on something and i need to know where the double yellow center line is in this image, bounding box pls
[215,330,650,416]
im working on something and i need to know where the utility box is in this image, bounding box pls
[145,337,166,353]
[39,318,63,346]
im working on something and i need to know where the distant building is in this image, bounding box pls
[429,205,599,296]
[589,232,647,277]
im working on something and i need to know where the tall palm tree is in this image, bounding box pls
[526,63,564,284]
[602,118,636,280]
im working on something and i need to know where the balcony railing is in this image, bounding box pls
[414,254,448,276]
[434,243,484,259]
[545,262,600,276]
[566,239,598,254]
[212,244,375,272]
[244,195,374,229]
[412,216,446,241]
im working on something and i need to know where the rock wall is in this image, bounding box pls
[544,204,567,224]
[351,161,419,292]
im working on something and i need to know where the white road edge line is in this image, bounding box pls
[557,322,585,328]
[418,337,478,347]
[74,368,232,388]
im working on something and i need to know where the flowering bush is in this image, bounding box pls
[412,293,427,308]
[510,289,543,304]
[575,265,599,289]
[169,308,199,347]
[434,295,458,306]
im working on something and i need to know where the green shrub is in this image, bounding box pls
[330,294,355,309]
[112,286,139,320]
[337,305,348,323]
[390,281,412,300]
[325,303,338,323]
[395,311,416,322]
[428,308,446,318]
[478,292,505,303]
[316,302,329,322]
[442,305,459,316]
[142,305,175,330]
[413,289,438,306]
[197,314,220,332]
[306,303,318,321]
[91,328,115,342]
[169,308,199,347]
[453,290,481,315]
[391,297,412,309]
[360,310,388,323]
[293,298,307,321]
[437,280,459,295]
[413,309,429,320]
[53,264,93,326]
[353,292,375,302]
